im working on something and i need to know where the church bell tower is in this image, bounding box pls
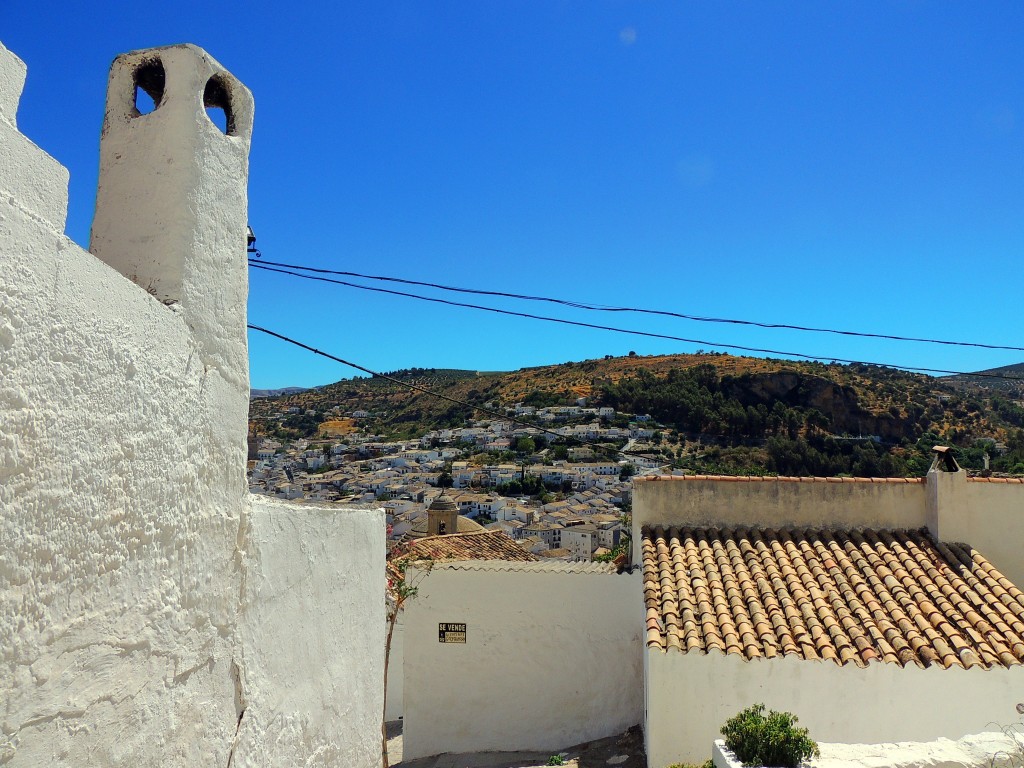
[427,493,459,536]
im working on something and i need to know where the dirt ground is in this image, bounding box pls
[387,720,646,768]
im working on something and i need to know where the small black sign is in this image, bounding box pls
[438,622,467,643]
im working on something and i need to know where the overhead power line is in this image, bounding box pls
[247,324,675,468]
[249,258,1024,355]
[248,261,1024,382]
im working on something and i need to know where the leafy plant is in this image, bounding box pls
[546,755,566,765]
[720,704,819,767]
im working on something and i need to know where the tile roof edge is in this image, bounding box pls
[640,523,932,535]
[634,475,925,484]
[967,477,1024,484]
[431,560,619,574]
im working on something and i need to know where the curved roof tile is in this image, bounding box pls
[641,525,1024,669]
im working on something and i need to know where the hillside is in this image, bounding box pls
[249,352,1024,477]
[946,362,1024,397]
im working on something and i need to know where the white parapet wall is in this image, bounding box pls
[936,478,1024,589]
[633,477,927,548]
[0,40,385,767]
[646,648,1024,768]
[402,561,644,761]
[234,498,385,767]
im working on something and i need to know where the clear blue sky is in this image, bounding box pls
[6,2,1023,388]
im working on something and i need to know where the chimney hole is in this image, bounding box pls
[133,59,166,116]
[203,75,235,135]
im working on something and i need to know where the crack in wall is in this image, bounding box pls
[225,658,247,768]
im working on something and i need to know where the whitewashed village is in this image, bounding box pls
[248,403,649,561]
[5,37,1024,768]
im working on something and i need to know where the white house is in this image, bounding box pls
[561,523,599,561]
[635,463,1024,766]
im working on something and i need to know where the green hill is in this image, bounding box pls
[249,353,1024,477]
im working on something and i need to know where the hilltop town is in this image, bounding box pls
[247,400,654,560]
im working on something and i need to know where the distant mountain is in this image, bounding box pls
[945,362,1024,397]
[250,386,309,399]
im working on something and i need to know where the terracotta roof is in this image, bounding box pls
[636,475,924,484]
[641,525,1024,669]
[407,513,485,538]
[394,531,538,563]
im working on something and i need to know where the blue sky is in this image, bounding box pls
[5,2,1023,388]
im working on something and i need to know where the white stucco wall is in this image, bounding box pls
[646,649,1024,768]
[633,478,927,562]
[234,499,385,768]
[1,41,385,767]
[930,477,1024,588]
[1,41,247,765]
[402,562,644,761]
[384,614,404,722]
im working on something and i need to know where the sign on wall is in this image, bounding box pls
[438,622,467,643]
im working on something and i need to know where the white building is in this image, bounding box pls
[1,41,383,767]
[635,464,1024,766]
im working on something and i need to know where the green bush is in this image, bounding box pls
[720,704,819,767]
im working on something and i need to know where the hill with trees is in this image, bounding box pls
[249,353,1024,477]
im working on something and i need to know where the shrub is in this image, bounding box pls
[720,704,819,767]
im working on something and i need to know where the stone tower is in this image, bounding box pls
[427,493,460,536]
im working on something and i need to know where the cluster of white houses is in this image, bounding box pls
[249,436,631,561]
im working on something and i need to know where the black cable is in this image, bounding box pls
[249,262,1024,382]
[249,258,1024,355]
[247,324,674,468]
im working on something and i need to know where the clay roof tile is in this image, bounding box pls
[641,524,1024,670]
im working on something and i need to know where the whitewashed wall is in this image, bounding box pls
[0,41,384,767]
[0,40,247,765]
[633,477,927,558]
[234,499,385,767]
[646,649,1024,768]
[933,477,1024,588]
[384,614,404,722]
[402,562,643,761]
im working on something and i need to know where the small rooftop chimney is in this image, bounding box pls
[930,445,962,473]
[926,445,968,542]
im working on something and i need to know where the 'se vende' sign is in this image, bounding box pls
[438,622,467,643]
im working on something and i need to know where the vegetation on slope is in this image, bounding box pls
[249,353,1024,477]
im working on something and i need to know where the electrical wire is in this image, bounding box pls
[248,262,1024,382]
[247,324,676,468]
[249,258,1024,355]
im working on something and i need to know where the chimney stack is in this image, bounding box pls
[926,446,969,542]
[90,44,254,390]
